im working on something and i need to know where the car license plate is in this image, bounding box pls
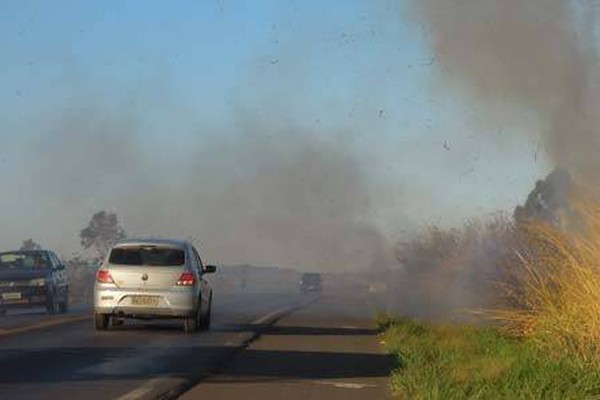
[131,296,159,306]
[2,292,21,300]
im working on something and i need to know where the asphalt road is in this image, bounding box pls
[183,292,392,399]
[0,290,391,399]
[0,291,304,400]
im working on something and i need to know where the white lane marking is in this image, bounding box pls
[313,381,377,389]
[96,307,298,377]
[252,305,294,325]
[115,377,174,400]
[113,302,303,399]
[115,378,167,400]
[250,295,317,326]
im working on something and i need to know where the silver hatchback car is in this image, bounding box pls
[93,238,216,333]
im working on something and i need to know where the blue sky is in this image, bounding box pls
[0,1,548,259]
[0,1,430,136]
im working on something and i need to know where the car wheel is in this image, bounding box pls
[200,295,212,330]
[58,288,69,313]
[183,314,197,334]
[94,313,110,330]
[205,297,212,329]
[46,294,57,315]
[58,298,69,314]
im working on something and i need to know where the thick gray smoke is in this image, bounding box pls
[372,0,600,320]
[188,125,388,271]
[0,2,419,273]
[25,102,388,272]
[411,0,600,181]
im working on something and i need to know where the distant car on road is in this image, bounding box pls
[300,272,322,294]
[94,238,216,333]
[0,250,69,315]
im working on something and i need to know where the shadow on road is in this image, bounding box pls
[258,325,379,336]
[210,349,393,382]
[0,346,391,384]
[215,324,378,336]
[0,322,391,385]
[0,345,227,383]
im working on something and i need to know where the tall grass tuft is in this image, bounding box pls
[493,185,600,361]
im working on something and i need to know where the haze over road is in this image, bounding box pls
[0,288,391,399]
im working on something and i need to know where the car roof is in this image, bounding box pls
[112,238,189,250]
[0,250,50,255]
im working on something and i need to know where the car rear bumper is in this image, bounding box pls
[94,306,195,318]
[94,286,197,318]
[0,288,48,309]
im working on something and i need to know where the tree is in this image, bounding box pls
[20,239,42,251]
[514,169,573,227]
[80,211,126,258]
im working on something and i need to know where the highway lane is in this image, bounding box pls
[182,291,392,399]
[0,291,304,400]
[0,306,90,336]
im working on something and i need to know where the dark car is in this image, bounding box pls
[300,273,322,294]
[0,250,68,315]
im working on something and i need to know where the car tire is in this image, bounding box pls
[58,288,69,314]
[200,295,212,330]
[58,299,68,314]
[183,314,197,334]
[46,293,57,315]
[205,299,212,329]
[94,313,110,330]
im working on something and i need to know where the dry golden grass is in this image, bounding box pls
[492,185,600,361]
[395,182,600,361]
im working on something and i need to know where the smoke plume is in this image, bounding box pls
[22,100,388,272]
[412,0,600,181]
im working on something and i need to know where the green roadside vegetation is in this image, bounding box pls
[379,316,600,400]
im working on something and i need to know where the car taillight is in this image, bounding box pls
[97,270,114,284]
[176,272,196,286]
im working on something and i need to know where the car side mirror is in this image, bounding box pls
[204,265,217,274]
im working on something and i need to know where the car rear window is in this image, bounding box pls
[0,251,51,269]
[109,247,185,266]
